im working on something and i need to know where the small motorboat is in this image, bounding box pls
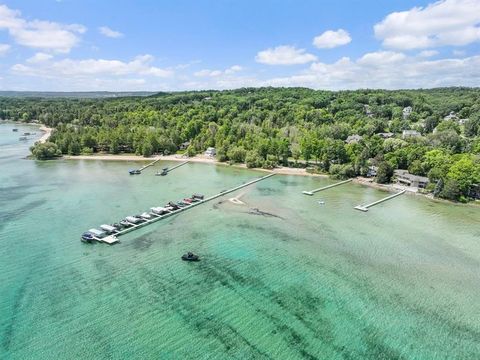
[167,202,180,210]
[19,136,27,141]
[100,224,118,234]
[23,132,31,136]
[129,169,141,175]
[177,201,189,207]
[155,167,169,176]
[140,212,153,220]
[188,197,199,202]
[183,198,193,204]
[192,193,204,200]
[112,223,124,231]
[119,220,133,228]
[181,252,200,261]
[318,201,325,205]
[12,128,18,132]
[81,232,95,243]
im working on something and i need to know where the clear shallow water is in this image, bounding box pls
[0,122,479,359]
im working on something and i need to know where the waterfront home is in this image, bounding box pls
[205,147,216,157]
[179,141,190,150]
[366,166,378,177]
[402,106,412,119]
[394,170,429,189]
[345,135,362,144]
[402,130,421,139]
[377,132,394,139]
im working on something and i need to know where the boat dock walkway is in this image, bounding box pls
[165,160,189,173]
[138,158,161,172]
[91,173,275,244]
[302,179,352,195]
[354,189,406,212]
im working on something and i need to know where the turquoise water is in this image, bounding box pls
[1,122,479,359]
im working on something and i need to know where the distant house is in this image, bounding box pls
[377,132,394,139]
[345,134,362,144]
[394,170,429,189]
[443,111,457,121]
[364,105,373,117]
[179,141,190,150]
[402,130,421,139]
[402,106,413,119]
[205,147,216,157]
[366,166,378,177]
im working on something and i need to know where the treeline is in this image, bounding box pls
[1,87,479,201]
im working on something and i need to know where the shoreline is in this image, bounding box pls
[1,119,53,143]
[62,153,329,177]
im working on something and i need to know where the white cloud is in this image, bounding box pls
[194,65,243,77]
[12,54,173,78]
[27,52,53,63]
[313,29,351,49]
[0,4,86,53]
[255,45,317,65]
[418,50,439,57]
[0,43,10,55]
[374,0,480,50]
[261,52,480,89]
[453,49,466,56]
[357,51,406,65]
[99,26,123,38]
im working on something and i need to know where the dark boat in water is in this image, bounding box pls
[12,128,18,132]
[155,167,169,176]
[81,232,95,243]
[192,193,204,200]
[181,252,200,261]
[129,169,141,175]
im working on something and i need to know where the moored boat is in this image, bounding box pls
[192,193,204,200]
[19,136,27,141]
[12,128,18,132]
[100,224,117,234]
[125,215,143,224]
[140,212,153,220]
[181,252,200,261]
[119,220,133,228]
[81,232,95,243]
[129,169,141,175]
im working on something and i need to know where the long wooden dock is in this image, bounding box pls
[138,158,161,172]
[302,179,352,195]
[91,173,275,244]
[164,160,189,173]
[354,189,406,212]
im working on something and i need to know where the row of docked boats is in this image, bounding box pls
[81,193,205,243]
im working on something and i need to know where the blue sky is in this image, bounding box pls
[1,0,480,91]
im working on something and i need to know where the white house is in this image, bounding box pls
[205,147,216,157]
[345,135,363,144]
[402,130,421,139]
[402,106,413,119]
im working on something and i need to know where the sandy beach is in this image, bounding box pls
[38,125,53,143]
[63,153,329,177]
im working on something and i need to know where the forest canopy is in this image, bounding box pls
[1,87,479,201]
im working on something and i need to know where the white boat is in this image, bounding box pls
[88,228,107,239]
[100,224,117,233]
[150,207,170,215]
[125,216,142,224]
[318,201,325,205]
[140,212,152,220]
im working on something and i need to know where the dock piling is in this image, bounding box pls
[354,189,406,212]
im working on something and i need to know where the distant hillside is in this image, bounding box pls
[0,91,157,98]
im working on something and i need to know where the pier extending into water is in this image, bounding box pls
[138,158,161,172]
[164,160,189,174]
[91,173,276,244]
[302,179,352,195]
[354,189,406,212]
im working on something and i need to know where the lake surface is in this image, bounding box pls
[1,122,479,359]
